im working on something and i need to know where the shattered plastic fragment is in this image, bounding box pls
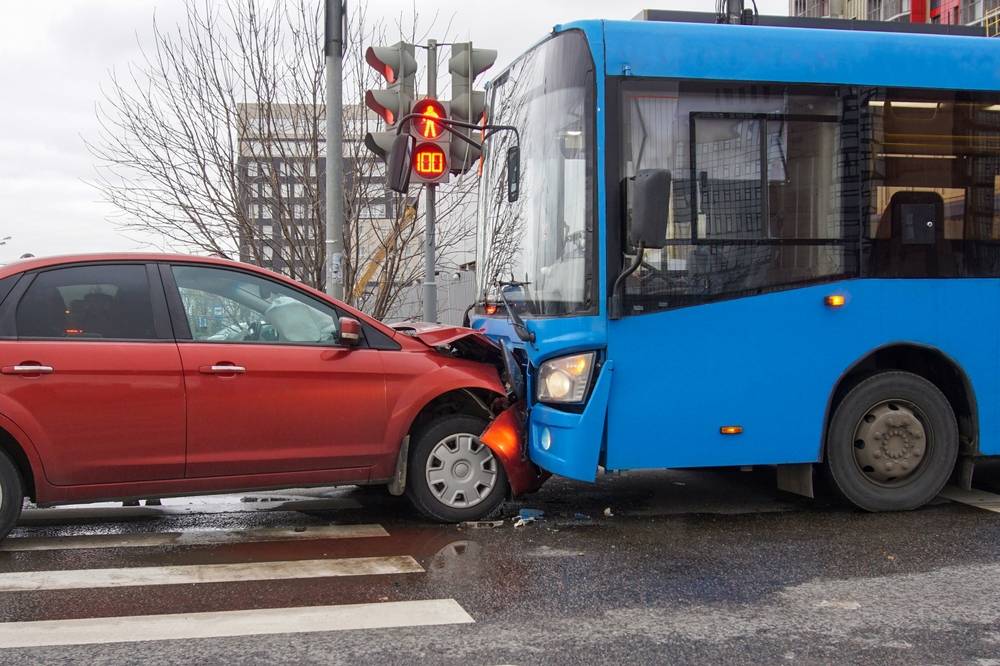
[462,520,505,529]
[519,508,545,521]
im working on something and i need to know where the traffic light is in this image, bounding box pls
[409,97,450,185]
[448,42,497,175]
[363,42,417,161]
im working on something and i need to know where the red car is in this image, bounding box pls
[0,254,542,540]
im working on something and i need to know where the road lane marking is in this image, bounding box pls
[16,497,362,524]
[939,486,1000,513]
[0,599,474,648]
[0,524,389,552]
[0,556,423,592]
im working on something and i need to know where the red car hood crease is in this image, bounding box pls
[389,322,498,351]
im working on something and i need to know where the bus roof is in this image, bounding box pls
[555,17,1000,92]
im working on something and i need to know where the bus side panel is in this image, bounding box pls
[604,279,1000,470]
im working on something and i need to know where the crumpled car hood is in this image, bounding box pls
[390,322,501,364]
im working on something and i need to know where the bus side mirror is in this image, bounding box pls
[506,146,520,202]
[628,169,671,250]
[387,134,414,194]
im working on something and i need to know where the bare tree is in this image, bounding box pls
[89,0,477,320]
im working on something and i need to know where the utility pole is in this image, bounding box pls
[423,39,438,322]
[324,0,346,299]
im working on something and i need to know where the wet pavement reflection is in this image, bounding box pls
[2,465,1000,663]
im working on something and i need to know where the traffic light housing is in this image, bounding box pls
[409,98,451,185]
[363,42,417,161]
[448,42,497,175]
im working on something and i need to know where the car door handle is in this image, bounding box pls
[1,365,54,375]
[199,365,246,375]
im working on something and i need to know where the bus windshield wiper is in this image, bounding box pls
[498,280,536,344]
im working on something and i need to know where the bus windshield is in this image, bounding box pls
[476,31,595,317]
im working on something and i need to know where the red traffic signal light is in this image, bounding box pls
[410,98,447,141]
[413,143,448,181]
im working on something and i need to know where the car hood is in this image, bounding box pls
[389,322,502,364]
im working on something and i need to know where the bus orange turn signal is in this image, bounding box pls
[825,294,846,308]
[720,425,743,435]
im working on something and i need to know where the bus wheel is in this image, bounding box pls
[825,371,958,512]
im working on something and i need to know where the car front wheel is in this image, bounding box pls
[0,450,24,542]
[406,414,508,523]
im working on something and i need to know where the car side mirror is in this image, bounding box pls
[627,169,671,250]
[338,317,362,347]
[387,134,414,194]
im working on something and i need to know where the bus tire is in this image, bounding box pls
[0,450,24,542]
[824,371,957,512]
[406,414,508,523]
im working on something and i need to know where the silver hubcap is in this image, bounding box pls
[852,399,929,485]
[425,433,498,509]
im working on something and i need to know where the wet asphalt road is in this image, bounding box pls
[2,465,1000,664]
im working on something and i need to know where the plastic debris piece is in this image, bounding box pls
[603,507,614,517]
[519,508,545,521]
[513,516,536,528]
[462,520,504,529]
[573,513,592,521]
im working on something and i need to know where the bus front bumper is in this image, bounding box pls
[483,361,614,485]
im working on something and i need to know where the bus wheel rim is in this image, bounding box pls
[852,399,929,486]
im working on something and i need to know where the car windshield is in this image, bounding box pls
[476,30,595,317]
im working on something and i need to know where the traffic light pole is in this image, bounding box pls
[422,39,438,323]
[324,0,346,299]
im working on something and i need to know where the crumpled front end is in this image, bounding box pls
[479,403,548,496]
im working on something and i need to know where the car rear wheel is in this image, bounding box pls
[0,450,24,541]
[406,414,508,523]
[825,371,958,512]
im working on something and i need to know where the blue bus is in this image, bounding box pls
[461,11,1000,514]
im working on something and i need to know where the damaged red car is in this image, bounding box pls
[0,254,543,540]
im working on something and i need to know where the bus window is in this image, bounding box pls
[863,93,1000,277]
[619,82,857,313]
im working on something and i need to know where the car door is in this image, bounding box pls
[0,263,185,485]
[163,263,389,478]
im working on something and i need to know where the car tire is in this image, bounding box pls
[406,414,508,523]
[0,450,24,542]
[825,371,958,512]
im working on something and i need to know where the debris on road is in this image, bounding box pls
[462,520,505,529]
[513,508,545,527]
[603,507,614,517]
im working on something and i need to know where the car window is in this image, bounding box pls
[171,265,340,345]
[16,264,159,340]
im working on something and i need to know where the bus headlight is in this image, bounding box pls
[537,352,595,404]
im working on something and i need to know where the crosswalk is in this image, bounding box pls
[0,517,476,650]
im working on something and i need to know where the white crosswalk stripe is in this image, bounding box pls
[0,599,475,648]
[0,518,478,648]
[0,524,388,552]
[939,486,1000,513]
[0,555,423,592]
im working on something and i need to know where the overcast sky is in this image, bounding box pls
[0,0,788,263]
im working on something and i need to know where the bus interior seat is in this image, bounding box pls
[871,191,953,277]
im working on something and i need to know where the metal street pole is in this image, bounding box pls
[324,0,346,299]
[423,39,438,322]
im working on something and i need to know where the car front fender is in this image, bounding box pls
[479,403,548,496]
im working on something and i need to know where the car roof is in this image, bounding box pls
[0,252,246,279]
